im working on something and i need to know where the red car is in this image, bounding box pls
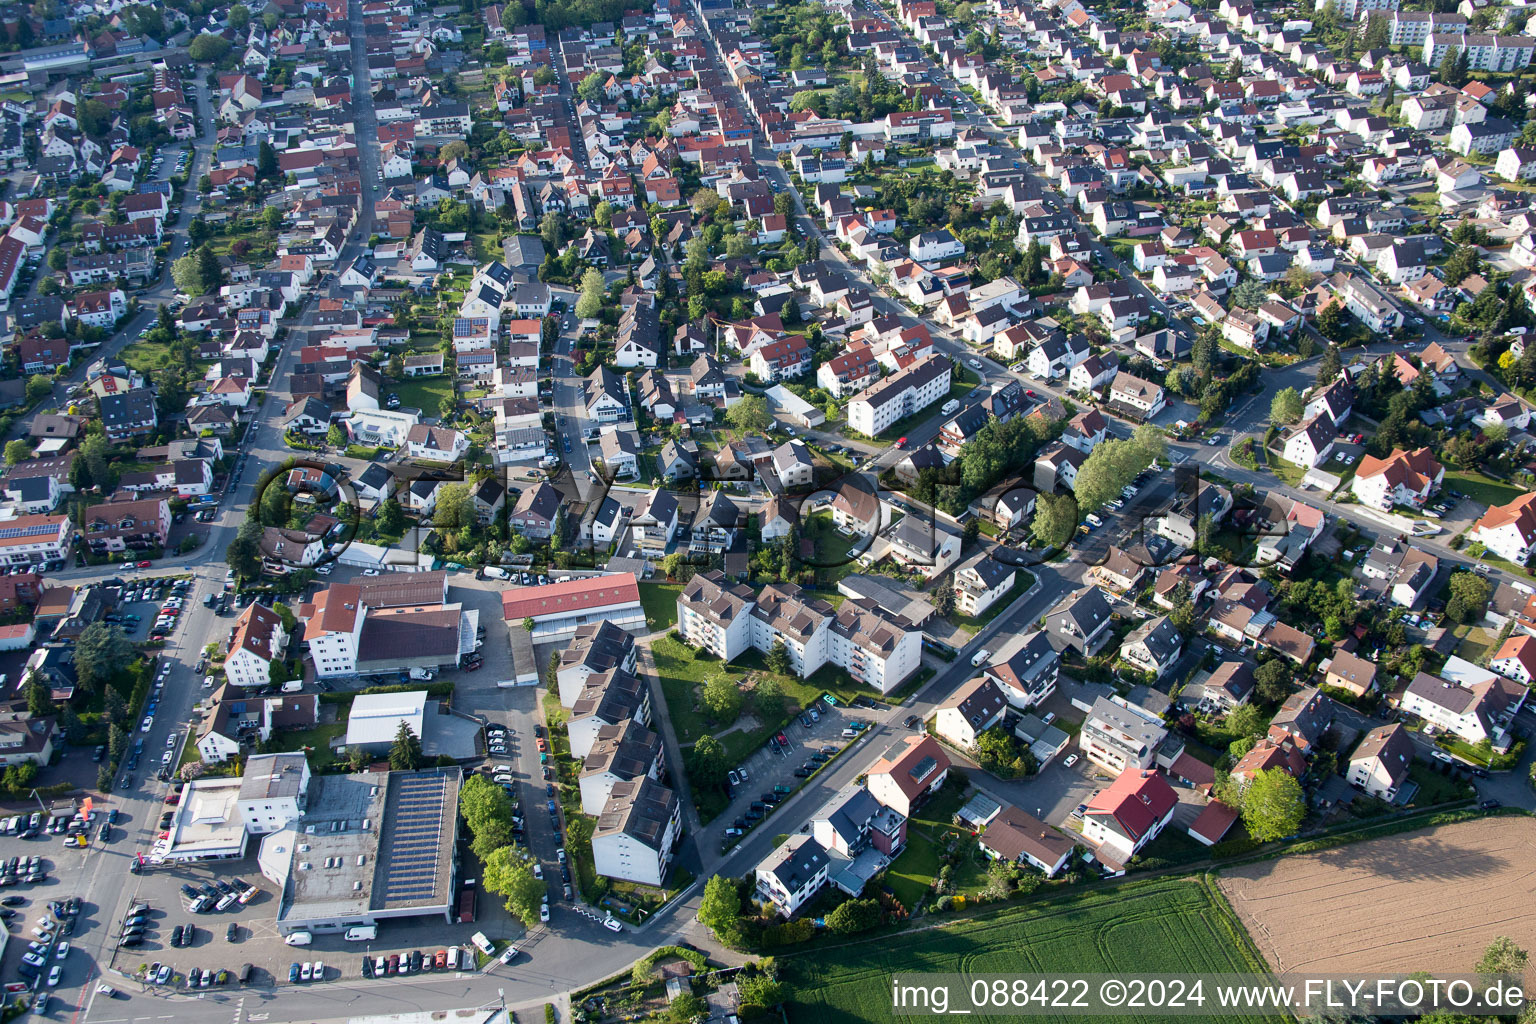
[136,561,151,568]
[776,732,789,746]
[895,437,908,449]
[1025,389,1036,397]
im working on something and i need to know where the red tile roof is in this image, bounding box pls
[500,574,640,621]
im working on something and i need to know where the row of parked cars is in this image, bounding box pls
[359,947,473,978]
[180,878,260,913]
[1,855,47,887]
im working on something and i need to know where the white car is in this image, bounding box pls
[500,945,519,964]
[970,648,990,667]
[1063,754,1079,768]
[363,569,380,576]
[602,917,622,933]
[532,863,543,879]
[539,901,550,923]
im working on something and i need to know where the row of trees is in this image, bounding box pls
[461,774,547,928]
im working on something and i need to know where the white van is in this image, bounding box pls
[445,947,460,970]
[344,925,377,942]
[483,566,511,581]
[284,932,313,947]
[470,932,495,956]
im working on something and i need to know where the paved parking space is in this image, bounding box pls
[715,702,870,847]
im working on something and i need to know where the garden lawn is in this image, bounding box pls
[1445,470,1525,509]
[1265,450,1307,487]
[784,877,1270,1024]
[803,511,864,586]
[637,582,683,632]
[267,722,347,771]
[1407,761,1473,806]
[883,833,943,907]
[393,376,455,413]
[652,633,899,808]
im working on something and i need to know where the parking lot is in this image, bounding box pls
[715,699,873,852]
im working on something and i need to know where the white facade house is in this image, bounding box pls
[590,777,681,887]
[754,835,830,917]
[846,355,951,436]
[1351,447,1443,510]
[1474,493,1536,565]
[1082,768,1178,867]
[677,572,923,695]
[224,604,288,689]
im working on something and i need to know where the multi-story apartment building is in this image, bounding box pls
[677,571,922,694]
[1079,695,1169,775]
[846,354,951,436]
[0,514,72,568]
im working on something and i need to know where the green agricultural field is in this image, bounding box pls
[783,877,1270,1023]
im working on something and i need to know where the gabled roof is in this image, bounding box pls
[1085,768,1177,841]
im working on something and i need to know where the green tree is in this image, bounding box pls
[196,245,222,291]
[540,210,566,250]
[483,846,548,927]
[432,483,472,530]
[577,71,606,102]
[593,201,613,227]
[1241,768,1306,842]
[773,190,796,218]
[188,33,233,62]
[1031,492,1079,548]
[701,673,743,725]
[1270,386,1304,427]
[171,253,209,295]
[73,622,136,693]
[753,678,784,721]
[1230,279,1268,309]
[1446,570,1491,624]
[726,395,772,434]
[1072,427,1165,514]
[389,722,424,770]
[1316,300,1345,342]
[1475,936,1528,976]
[375,498,405,535]
[102,688,127,726]
[696,875,741,938]
[1253,659,1293,703]
[765,640,792,675]
[3,439,31,465]
[1226,702,1267,738]
[459,775,517,863]
[25,375,53,405]
[975,726,1035,778]
[1316,343,1342,384]
[325,423,347,448]
[1361,11,1389,49]
[687,734,729,790]
[23,674,52,718]
[574,268,606,319]
[930,583,956,617]
[825,898,883,934]
[228,2,250,29]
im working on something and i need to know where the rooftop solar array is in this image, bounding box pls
[0,523,58,539]
[381,774,448,903]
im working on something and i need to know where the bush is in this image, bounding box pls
[544,1004,556,1024]
[759,918,815,947]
